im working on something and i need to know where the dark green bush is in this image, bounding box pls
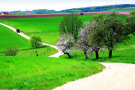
[4,47,18,56]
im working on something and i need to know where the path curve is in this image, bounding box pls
[0,23,63,58]
[53,63,135,90]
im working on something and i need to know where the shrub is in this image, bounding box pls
[4,47,18,56]
[30,35,42,48]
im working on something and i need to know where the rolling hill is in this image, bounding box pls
[0,24,30,52]
[7,4,135,15]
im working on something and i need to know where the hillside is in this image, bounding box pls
[0,24,30,52]
[8,4,135,15]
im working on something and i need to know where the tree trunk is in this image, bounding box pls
[109,49,112,58]
[95,51,99,59]
[62,50,71,58]
[66,52,71,58]
[84,51,88,59]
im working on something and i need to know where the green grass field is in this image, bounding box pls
[0,24,30,52]
[0,15,94,45]
[0,24,57,56]
[0,56,105,90]
[0,14,135,89]
[16,45,57,57]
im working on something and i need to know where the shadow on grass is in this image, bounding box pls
[0,45,51,54]
[61,53,135,64]
[18,45,50,51]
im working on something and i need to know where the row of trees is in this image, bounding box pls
[57,12,135,59]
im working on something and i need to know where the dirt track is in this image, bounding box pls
[0,11,131,19]
[53,63,135,90]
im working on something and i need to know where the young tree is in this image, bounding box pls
[78,21,103,59]
[58,13,83,41]
[97,14,128,58]
[57,34,75,58]
[93,13,104,22]
[86,21,103,59]
[30,35,42,48]
[76,28,91,59]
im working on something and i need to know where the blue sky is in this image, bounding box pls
[0,0,135,11]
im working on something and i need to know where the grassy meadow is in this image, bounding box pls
[0,15,94,45]
[0,24,30,52]
[0,14,105,89]
[0,24,57,57]
[0,13,135,89]
[0,56,105,90]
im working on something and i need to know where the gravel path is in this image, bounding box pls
[53,63,135,90]
[0,23,63,58]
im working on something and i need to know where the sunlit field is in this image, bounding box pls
[0,15,94,45]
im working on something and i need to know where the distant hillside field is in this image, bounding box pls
[0,15,127,45]
[0,24,30,52]
[100,7,135,12]
[0,15,95,45]
[4,4,135,15]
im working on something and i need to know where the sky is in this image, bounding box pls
[0,0,135,12]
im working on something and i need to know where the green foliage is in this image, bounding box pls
[125,15,135,34]
[93,13,104,21]
[0,56,104,90]
[59,13,83,40]
[92,14,129,58]
[129,10,135,16]
[4,47,18,56]
[30,35,42,48]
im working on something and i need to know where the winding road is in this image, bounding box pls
[53,63,135,90]
[0,23,63,58]
[0,23,135,90]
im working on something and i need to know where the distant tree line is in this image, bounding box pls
[10,4,135,15]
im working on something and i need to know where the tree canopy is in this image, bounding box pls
[30,35,42,48]
[59,13,83,41]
